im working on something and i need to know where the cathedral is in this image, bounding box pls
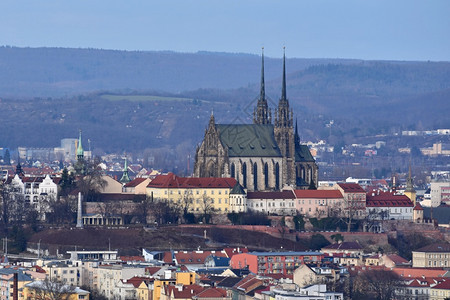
[193,50,318,192]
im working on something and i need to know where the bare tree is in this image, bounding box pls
[200,194,214,224]
[354,269,402,300]
[76,157,107,202]
[181,190,194,223]
[26,277,76,300]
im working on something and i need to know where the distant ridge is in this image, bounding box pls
[0,46,360,97]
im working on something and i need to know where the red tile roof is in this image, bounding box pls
[294,189,343,199]
[366,192,413,207]
[223,247,248,258]
[174,250,227,265]
[337,183,365,193]
[392,267,448,278]
[119,256,145,262]
[145,267,162,275]
[125,276,154,288]
[415,243,450,253]
[413,203,424,211]
[385,254,409,265]
[247,190,295,199]
[433,279,450,290]
[124,177,148,187]
[195,287,228,298]
[148,173,237,189]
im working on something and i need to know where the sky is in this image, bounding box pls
[1,0,449,61]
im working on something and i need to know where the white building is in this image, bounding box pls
[366,191,414,220]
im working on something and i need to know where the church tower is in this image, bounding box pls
[274,49,295,186]
[77,130,84,161]
[404,164,416,205]
[253,48,271,125]
[120,157,131,184]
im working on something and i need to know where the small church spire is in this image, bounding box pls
[120,157,131,184]
[15,154,24,177]
[260,47,266,104]
[77,130,84,161]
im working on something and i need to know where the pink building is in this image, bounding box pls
[294,190,344,218]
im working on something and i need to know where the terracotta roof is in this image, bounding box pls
[148,173,236,189]
[433,279,450,290]
[126,276,154,288]
[145,266,162,275]
[166,284,204,299]
[223,247,248,258]
[194,287,228,298]
[174,250,227,265]
[366,192,413,207]
[392,267,448,278]
[294,189,343,199]
[337,183,365,193]
[124,177,148,187]
[415,243,450,253]
[119,256,145,262]
[385,254,409,265]
[413,203,424,211]
[247,190,295,199]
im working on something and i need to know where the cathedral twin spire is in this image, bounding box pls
[253,48,293,128]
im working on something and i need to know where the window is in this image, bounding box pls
[211,190,214,195]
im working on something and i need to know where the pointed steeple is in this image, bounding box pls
[120,157,131,184]
[76,130,84,161]
[405,164,415,193]
[15,154,24,177]
[275,47,293,128]
[281,47,287,102]
[253,47,271,125]
[294,118,300,145]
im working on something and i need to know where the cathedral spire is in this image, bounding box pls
[253,47,271,125]
[281,47,287,102]
[275,47,293,128]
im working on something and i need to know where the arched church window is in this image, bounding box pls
[264,162,269,189]
[253,163,258,191]
[242,163,247,189]
[275,163,280,190]
[231,163,235,178]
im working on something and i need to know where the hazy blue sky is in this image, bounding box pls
[1,0,449,61]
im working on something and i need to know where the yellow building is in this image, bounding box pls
[412,243,450,268]
[430,280,450,300]
[146,173,238,214]
[22,280,90,300]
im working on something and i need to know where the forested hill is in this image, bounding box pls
[0,46,358,97]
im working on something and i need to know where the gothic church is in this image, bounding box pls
[193,50,318,192]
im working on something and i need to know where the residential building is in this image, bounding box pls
[294,189,343,218]
[229,183,247,213]
[366,191,414,220]
[293,264,341,288]
[229,252,324,275]
[247,190,296,215]
[0,269,32,300]
[430,280,450,300]
[146,173,237,213]
[22,281,90,300]
[96,264,146,299]
[412,243,450,268]
[333,183,367,219]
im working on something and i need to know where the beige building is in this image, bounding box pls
[147,173,237,213]
[412,243,450,268]
[96,265,146,299]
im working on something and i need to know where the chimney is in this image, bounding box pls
[13,273,18,300]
